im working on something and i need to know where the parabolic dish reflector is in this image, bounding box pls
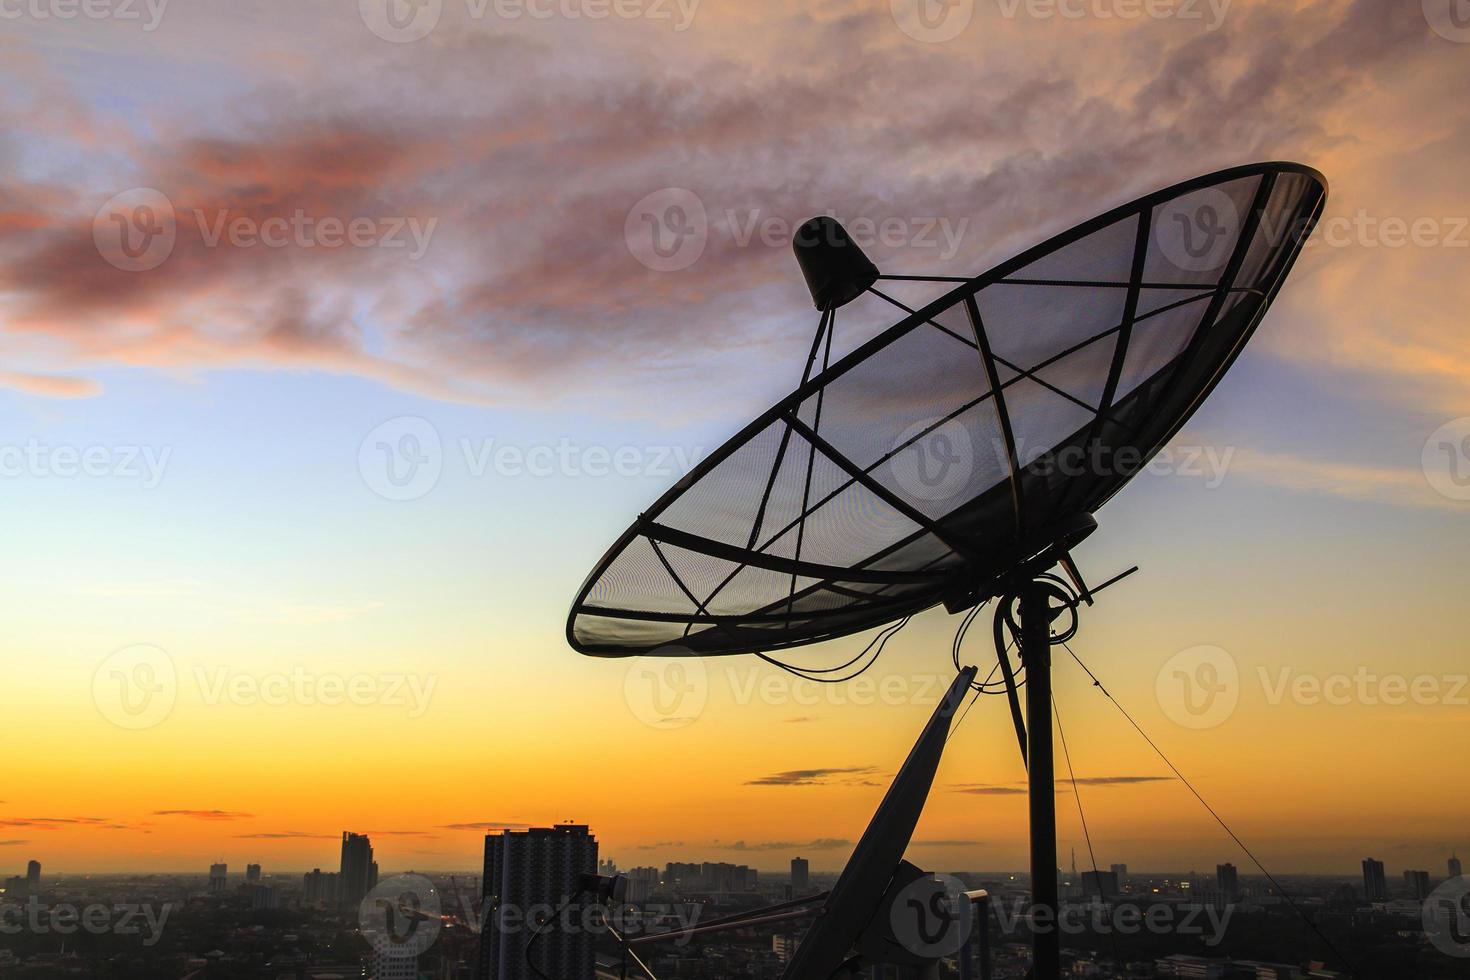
[569,163,1326,657]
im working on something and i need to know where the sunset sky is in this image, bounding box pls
[1,0,1468,879]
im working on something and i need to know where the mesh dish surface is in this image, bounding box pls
[569,163,1327,657]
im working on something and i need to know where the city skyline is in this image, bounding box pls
[2,0,1469,889]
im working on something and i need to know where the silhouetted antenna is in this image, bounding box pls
[567,163,1328,980]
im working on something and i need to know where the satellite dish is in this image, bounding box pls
[566,162,1327,980]
[568,162,1327,659]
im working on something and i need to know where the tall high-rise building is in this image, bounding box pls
[476,824,597,980]
[1216,863,1239,900]
[791,857,810,895]
[1362,858,1387,902]
[372,949,419,980]
[245,863,261,884]
[1110,863,1128,891]
[208,863,228,894]
[1451,853,1463,880]
[303,868,339,907]
[25,861,39,896]
[340,832,376,910]
[1404,869,1432,900]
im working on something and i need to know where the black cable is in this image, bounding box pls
[1054,692,1122,972]
[1061,641,1358,974]
[524,891,583,980]
[756,616,908,683]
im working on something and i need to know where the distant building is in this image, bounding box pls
[476,824,598,980]
[1362,858,1387,902]
[772,934,799,963]
[664,862,700,890]
[245,863,261,884]
[373,949,419,980]
[1216,863,1239,900]
[699,862,758,892]
[791,857,810,895]
[208,863,228,894]
[248,884,279,910]
[26,861,39,894]
[598,858,617,876]
[1081,870,1119,898]
[303,868,339,907]
[1155,953,1230,978]
[1451,853,1463,880]
[1110,863,1128,883]
[1404,869,1432,900]
[340,832,376,910]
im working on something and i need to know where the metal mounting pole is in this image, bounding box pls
[1020,578,1060,980]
